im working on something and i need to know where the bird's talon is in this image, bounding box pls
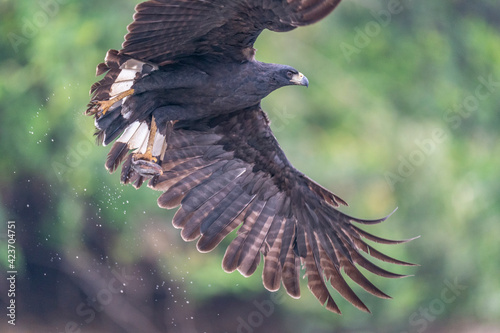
[132,153,163,177]
[85,100,112,117]
[85,103,100,116]
[86,89,135,117]
[95,100,114,116]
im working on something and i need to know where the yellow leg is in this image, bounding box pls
[88,89,135,116]
[133,116,158,163]
[131,116,163,176]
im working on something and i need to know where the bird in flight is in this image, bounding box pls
[86,0,416,314]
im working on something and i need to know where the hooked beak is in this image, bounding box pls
[290,72,309,87]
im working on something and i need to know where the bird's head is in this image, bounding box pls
[247,62,309,100]
[273,65,309,88]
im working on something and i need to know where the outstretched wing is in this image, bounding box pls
[105,105,416,313]
[121,0,343,64]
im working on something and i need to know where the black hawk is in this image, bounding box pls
[86,0,416,314]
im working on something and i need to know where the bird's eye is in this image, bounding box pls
[287,71,294,79]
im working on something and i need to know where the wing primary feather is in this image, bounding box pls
[322,254,370,313]
[237,194,283,276]
[181,166,246,213]
[316,208,354,263]
[303,239,342,313]
[293,209,309,258]
[180,174,247,242]
[351,251,411,279]
[264,212,285,249]
[281,242,301,299]
[348,207,399,225]
[199,185,246,234]
[197,194,255,253]
[341,258,391,299]
[106,142,129,172]
[262,217,286,291]
[351,224,420,245]
[222,200,266,273]
[315,231,340,268]
[279,218,295,267]
[355,238,417,266]
[156,161,227,209]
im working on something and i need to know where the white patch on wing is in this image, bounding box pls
[128,122,150,151]
[121,59,146,71]
[110,81,134,97]
[109,58,159,101]
[138,132,149,154]
[117,121,141,143]
[115,68,138,83]
[152,131,166,157]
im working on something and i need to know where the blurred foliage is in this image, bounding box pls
[0,0,499,332]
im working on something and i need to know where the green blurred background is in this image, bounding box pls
[1,0,499,332]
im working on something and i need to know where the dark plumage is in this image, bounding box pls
[86,0,416,314]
